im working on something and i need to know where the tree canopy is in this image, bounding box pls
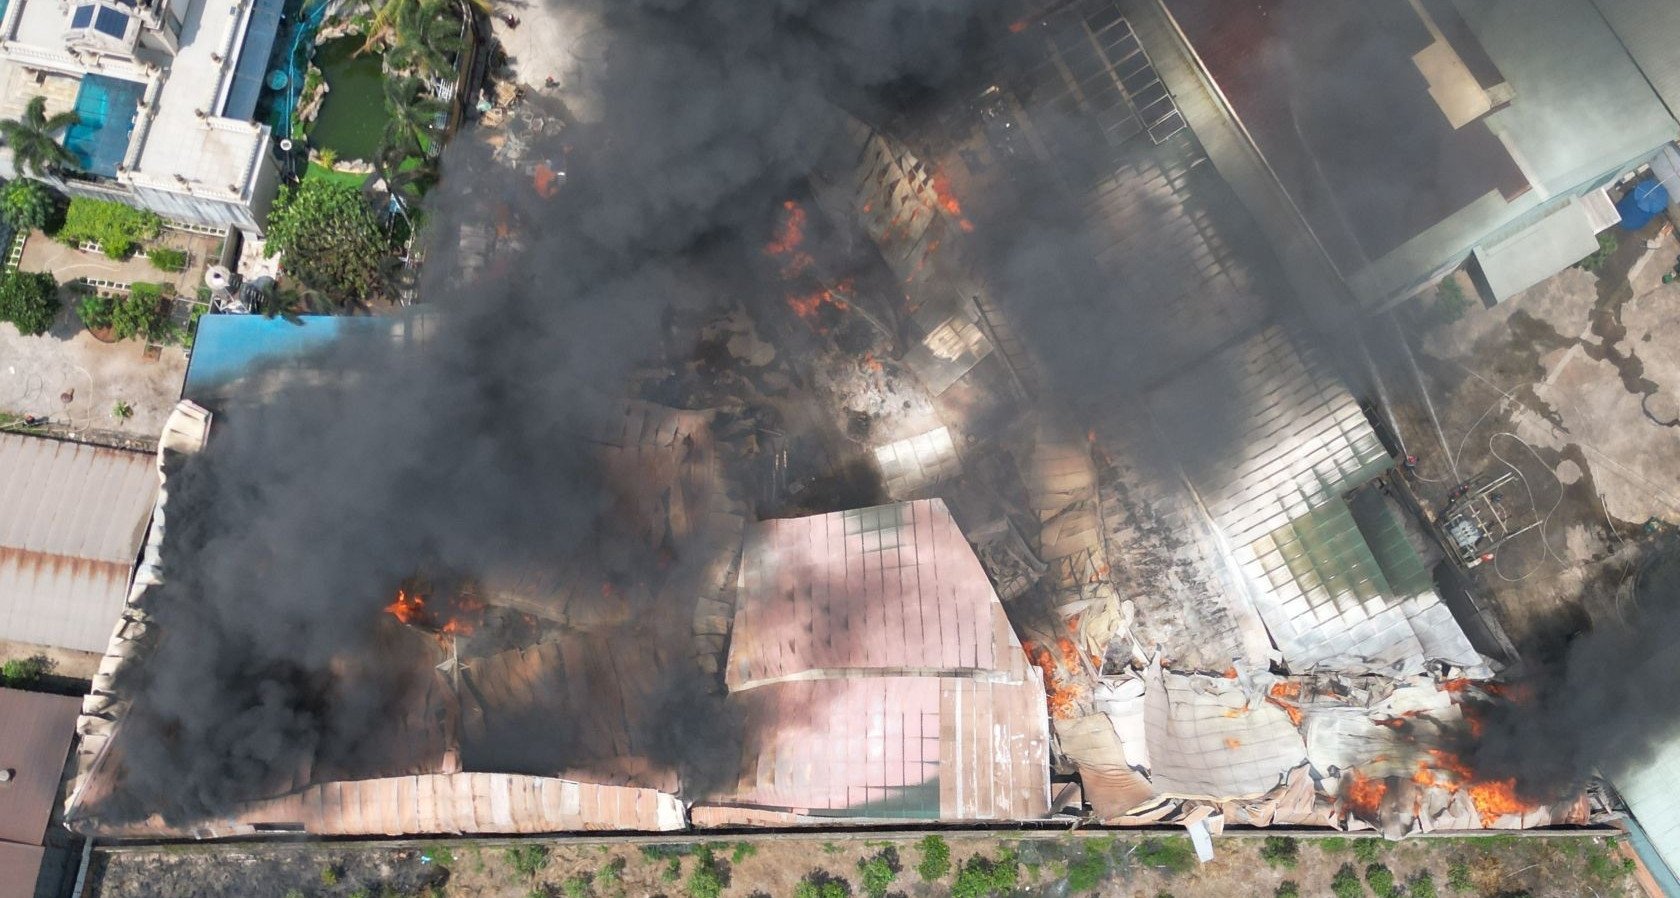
[265,179,392,305]
[0,270,60,336]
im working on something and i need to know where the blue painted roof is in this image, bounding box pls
[184,314,356,401]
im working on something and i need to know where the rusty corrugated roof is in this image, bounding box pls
[0,434,156,653]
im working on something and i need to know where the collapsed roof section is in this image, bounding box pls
[65,400,730,838]
[701,499,1050,823]
[816,119,996,398]
[1148,326,1487,677]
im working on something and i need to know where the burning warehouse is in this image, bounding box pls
[53,0,1630,848]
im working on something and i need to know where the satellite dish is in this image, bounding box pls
[205,265,233,290]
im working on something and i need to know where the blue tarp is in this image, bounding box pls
[1617,179,1670,230]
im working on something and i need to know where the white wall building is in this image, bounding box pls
[0,0,284,234]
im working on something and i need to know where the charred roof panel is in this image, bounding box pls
[0,434,156,653]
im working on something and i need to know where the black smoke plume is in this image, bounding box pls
[94,0,1006,823]
[1463,544,1680,802]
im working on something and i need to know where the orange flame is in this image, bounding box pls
[384,585,482,636]
[385,588,426,625]
[931,172,976,233]
[1266,680,1305,726]
[1467,779,1526,826]
[1412,749,1533,825]
[1344,771,1388,816]
[1008,18,1030,33]
[1022,639,1086,720]
[765,200,814,278]
[861,352,883,373]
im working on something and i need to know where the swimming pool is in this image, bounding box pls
[63,75,144,178]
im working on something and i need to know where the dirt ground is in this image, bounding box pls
[86,831,1643,898]
[1369,217,1680,656]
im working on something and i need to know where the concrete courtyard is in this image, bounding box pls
[1376,220,1680,648]
[0,301,188,445]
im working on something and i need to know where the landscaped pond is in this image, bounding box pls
[309,36,388,162]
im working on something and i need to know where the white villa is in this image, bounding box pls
[0,0,285,235]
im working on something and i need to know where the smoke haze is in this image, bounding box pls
[1464,545,1680,802]
[100,0,1005,822]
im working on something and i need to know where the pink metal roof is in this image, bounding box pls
[0,688,79,846]
[729,499,1001,689]
[712,500,1051,822]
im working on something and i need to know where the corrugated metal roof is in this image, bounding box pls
[1617,738,1680,886]
[730,499,1004,689]
[0,434,156,653]
[0,687,80,846]
[225,773,685,835]
[1150,328,1484,673]
[715,500,1050,821]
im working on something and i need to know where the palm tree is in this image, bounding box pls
[380,77,446,161]
[383,0,464,79]
[363,0,483,57]
[0,96,79,178]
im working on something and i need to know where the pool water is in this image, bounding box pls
[308,36,388,162]
[63,75,145,177]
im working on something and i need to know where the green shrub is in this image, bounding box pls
[1260,836,1299,868]
[77,292,113,330]
[1433,276,1470,323]
[950,851,1017,898]
[110,282,170,342]
[58,197,160,259]
[1275,883,1300,898]
[0,270,58,335]
[561,875,590,898]
[1332,864,1364,898]
[1408,871,1437,898]
[111,399,132,420]
[858,853,896,898]
[731,842,757,864]
[0,654,49,685]
[505,844,550,877]
[284,891,306,898]
[661,858,682,883]
[1578,231,1618,272]
[594,856,625,891]
[1321,837,1351,853]
[791,877,847,898]
[349,890,371,898]
[1065,843,1110,893]
[0,179,57,232]
[915,835,950,881]
[321,864,340,885]
[686,848,724,898]
[427,845,455,868]
[1352,838,1384,863]
[147,247,188,272]
[1586,846,1636,882]
[1447,860,1473,892]
[1134,838,1195,875]
[1366,863,1399,898]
